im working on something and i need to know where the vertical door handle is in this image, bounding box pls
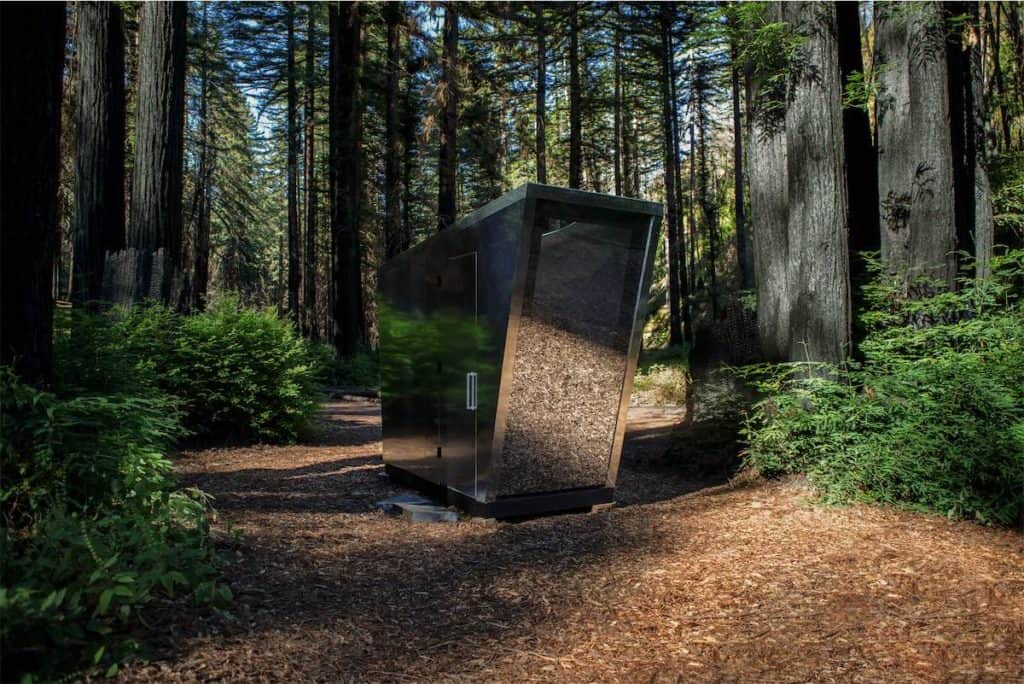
[466,372,477,410]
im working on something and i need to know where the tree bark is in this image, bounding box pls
[330,2,365,355]
[303,2,318,336]
[784,2,850,363]
[383,2,402,259]
[837,1,878,336]
[436,3,458,231]
[1,2,66,387]
[568,2,582,189]
[694,63,719,318]
[535,3,547,185]
[876,1,957,290]
[660,6,684,347]
[73,2,125,306]
[119,1,187,309]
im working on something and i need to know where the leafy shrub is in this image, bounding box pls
[314,342,380,389]
[111,297,323,443]
[991,152,1024,246]
[0,368,224,679]
[742,251,1024,526]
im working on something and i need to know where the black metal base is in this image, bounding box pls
[384,464,614,519]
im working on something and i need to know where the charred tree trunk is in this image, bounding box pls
[535,4,547,185]
[303,2,318,336]
[694,66,719,318]
[73,2,125,306]
[286,3,301,327]
[876,1,957,289]
[330,2,365,355]
[731,40,752,292]
[688,122,698,298]
[837,1,879,337]
[383,2,402,259]
[784,2,850,363]
[436,4,458,231]
[117,1,187,309]
[192,2,211,311]
[568,2,582,189]
[659,7,684,347]
[1,2,66,387]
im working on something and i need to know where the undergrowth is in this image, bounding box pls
[742,251,1024,526]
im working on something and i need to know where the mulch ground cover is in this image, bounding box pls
[120,400,1024,683]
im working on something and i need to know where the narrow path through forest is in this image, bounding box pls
[121,400,1024,682]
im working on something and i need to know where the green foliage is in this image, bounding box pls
[722,2,803,132]
[0,368,223,680]
[742,252,1024,526]
[111,298,323,443]
[314,343,380,389]
[991,152,1024,246]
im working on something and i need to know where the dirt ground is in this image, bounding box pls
[121,399,1024,683]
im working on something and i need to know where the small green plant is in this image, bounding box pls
[741,251,1024,526]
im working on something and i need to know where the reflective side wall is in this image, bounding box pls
[497,199,654,496]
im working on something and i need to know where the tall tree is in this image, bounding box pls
[568,2,582,189]
[659,5,684,347]
[612,7,622,196]
[330,2,365,355]
[535,3,547,185]
[120,1,188,308]
[784,2,850,362]
[730,39,752,291]
[875,2,957,289]
[303,2,318,336]
[191,2,212,311]
[383,2,403,259]
[286,3,300,326]
[747,3,791,361]
[437,3,459,231]
[72,2,126,305]
[1,2,66,387]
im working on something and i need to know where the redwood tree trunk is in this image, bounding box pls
[121,1,187,308]
[1,2,66,387]
[73,2,126,305]
[303,2,318,336]
[784,2,850,363]
[875,1,957,289]
[436,4,458,231]
[330,2,365,355]
[383,2,402,258]
[568,3,582,189]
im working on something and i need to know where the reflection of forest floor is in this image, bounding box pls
[121,400,1024,682]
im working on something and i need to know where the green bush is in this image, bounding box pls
[108,298,323,443]
[314,342,380,389]
[0,368,225,680]
[742,251,1024,526]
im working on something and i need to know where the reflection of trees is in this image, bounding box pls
[378,300,498,418]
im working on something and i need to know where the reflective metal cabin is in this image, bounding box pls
[378,184,662,517]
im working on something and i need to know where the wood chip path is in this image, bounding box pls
[120,400,1024,682]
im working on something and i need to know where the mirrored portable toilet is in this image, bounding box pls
[378,184,662,517]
